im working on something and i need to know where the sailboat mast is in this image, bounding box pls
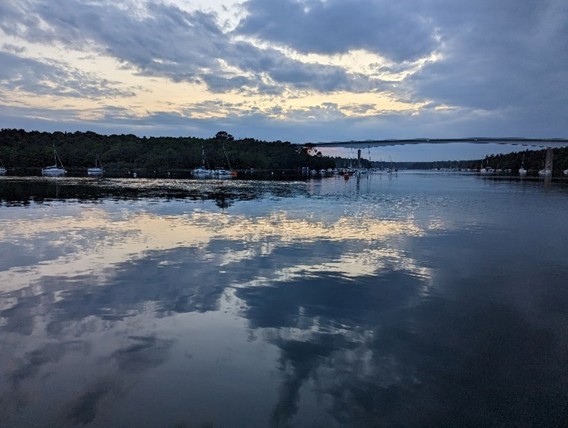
[223,144,232,170]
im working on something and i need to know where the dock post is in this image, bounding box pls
[545,147,554,172]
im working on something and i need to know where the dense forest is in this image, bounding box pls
[1,128,567,176]
[382,146,568,173]
[477,147,568,174]
[0,129,335,176]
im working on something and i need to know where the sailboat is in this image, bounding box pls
[42,147,66,177]
[0,159,6,176]
[211,168,236,178]
[538,152,553,177]
[479,159,494,174]
[192,146,213,177]
[87,156,104,177]
[386,156,397,174]
[211,145,237,178]
[518,156,527,176]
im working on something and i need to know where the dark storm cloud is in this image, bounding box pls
[407,0,568,111]
[236,0,438,62]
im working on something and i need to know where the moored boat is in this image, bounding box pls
[518,156,527,176]
[193,145,236,178]
[192,167,213,177]
[212,168,236,178]
[87,155,104,177]
[193,146,213,177]
[42,148,66,177]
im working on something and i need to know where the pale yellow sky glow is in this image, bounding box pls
[1,0,566,156]
[4,40,424,121]
[0,0,428,127]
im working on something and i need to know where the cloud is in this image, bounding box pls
[408,0,568,111]
[0,0,383,96]
[0,2,450,101]
[0,51,135,99]
[236,0,438,62]
[0,1,227,84]
[1,0,567,156]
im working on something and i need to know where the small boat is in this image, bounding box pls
[213,144,237,178]
[211,168,236,178]
[518,156,527,176]
[538,153,553,177]
[479,158,494,174]
[387,156,397,174]
[87,156,104,177]
[42,148,66,177]
[192,166,213,177]
[0,159,6,176]
[563,169,568,176]
[194,145,236,178]
[193,146,213,177]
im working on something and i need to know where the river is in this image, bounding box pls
[0,172,567,427]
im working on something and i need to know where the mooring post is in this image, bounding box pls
[545,147,553,172]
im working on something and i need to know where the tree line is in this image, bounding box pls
[2,128,567,176]
[479,147,568,173]
[0,129,335,176]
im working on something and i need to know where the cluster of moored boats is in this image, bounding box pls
[39,149,104,177]
[0,148,104,178]
[0,146,237,178]
[1,148,567,178]
[480,165,568,177]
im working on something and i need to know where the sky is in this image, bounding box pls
[1,0,567,161]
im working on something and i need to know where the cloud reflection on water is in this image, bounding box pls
[2,176,566,426]
[0,193,433,426]
[0,202,429,294]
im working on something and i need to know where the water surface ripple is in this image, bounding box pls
[0,173,567,427]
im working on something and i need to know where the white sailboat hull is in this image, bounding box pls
[212,169,236,178]
[87,167,104,177]
[192,167,213,177]
[42,166,66,177]
[43,148,66,177]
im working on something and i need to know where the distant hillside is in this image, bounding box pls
[0,128,335,176]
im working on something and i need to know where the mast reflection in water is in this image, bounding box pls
[0,174,567,427]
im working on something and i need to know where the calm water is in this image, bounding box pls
[1,173,567,427]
